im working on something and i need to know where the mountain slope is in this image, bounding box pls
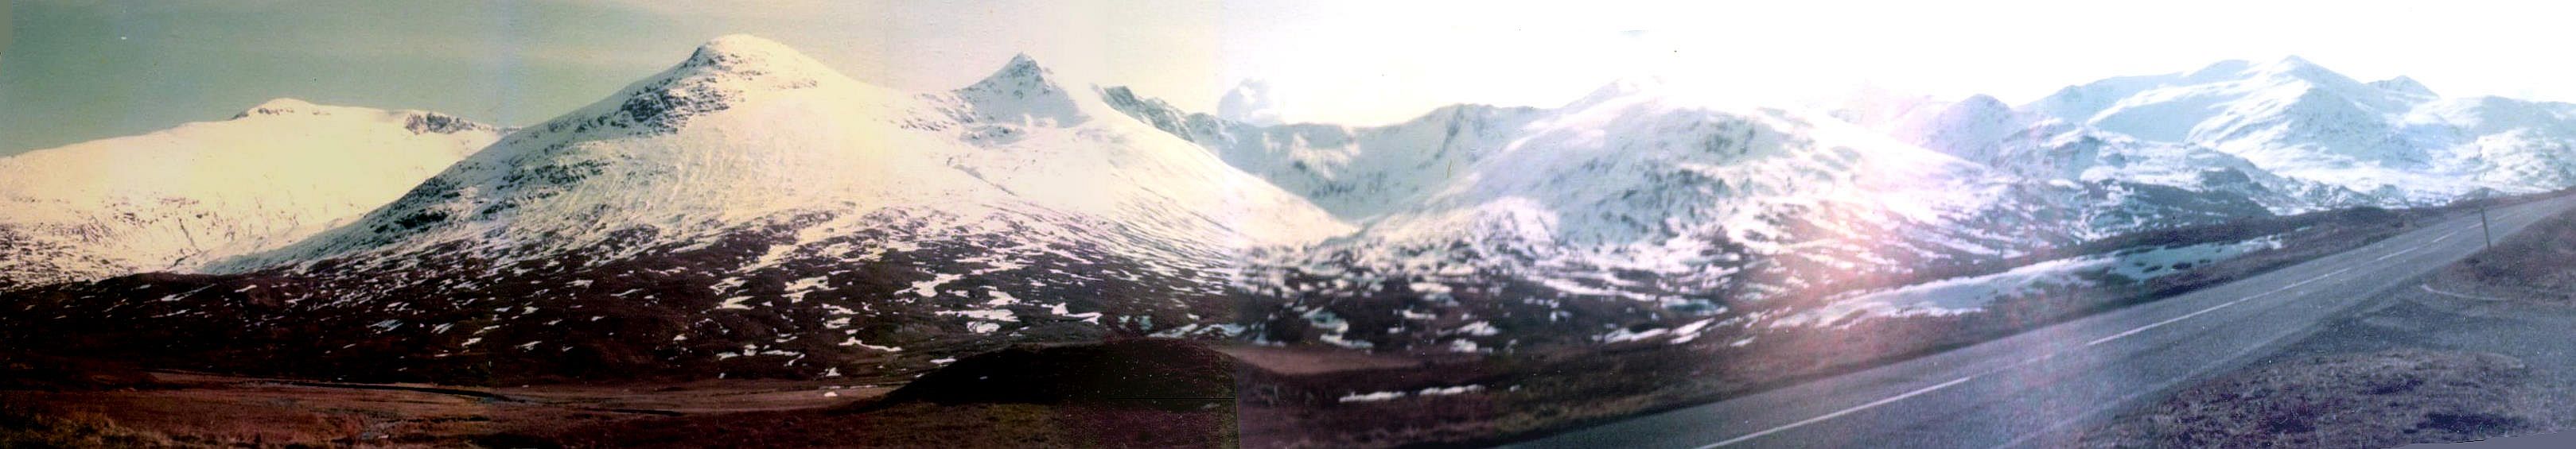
[1112,79,2306,351]
[0,100,498,291]
[2403,95,2576,192]
[28,44,2573,384]
[5,35,1346,383]
[220,38,1342,271]
[1103,86,1550,221]
[1862,93,2372,214]
[2029,56,2576,203]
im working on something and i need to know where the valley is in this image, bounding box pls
[12,33,2576,448]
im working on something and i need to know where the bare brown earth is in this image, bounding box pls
[0,341,1707,448]
[2,374,1237,449]
[0,340,1251,448]
[1,370,882,447]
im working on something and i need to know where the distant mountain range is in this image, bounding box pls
[7,36,2575,382]
[0,99,498,291]
[2022,56,2576,203]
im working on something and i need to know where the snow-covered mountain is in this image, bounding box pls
[218,36,1342,270]
[2029,56,2576,203]
[1110,78,2294,350]
[2405,95,2576,193]
[1217,79,1286,126]
[1851,93,2372,214]
[1103,85,1551,221]
[20,40,2576,381]
[7,35,1347,382]
[0,100,498,291]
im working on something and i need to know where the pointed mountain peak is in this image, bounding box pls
[234,98,325,118]
[2247,55,2356,83]
[1954,94,2010,112]
[953,52,1091,126]
[697,34,794,54]
[1887,93,2031,157]
[678,34,834,79]
[2368,75,2437,97]
[555,35,846,134]
[1004,52,1041,69]
[963,52,1060,95]
[1918,94,2023,130]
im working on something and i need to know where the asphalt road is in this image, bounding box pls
[1512,194,2576,449]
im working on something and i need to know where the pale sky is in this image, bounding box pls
[6,0,2576,155]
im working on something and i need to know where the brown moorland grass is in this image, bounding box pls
[0,406,192,448]
[11,194,2566,448]
[0,370,885,448]
[2076,350,2547,448]
[528,402,1235,448]
[2441,201,2576,301]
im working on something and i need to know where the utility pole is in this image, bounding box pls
[2481,199,2493,249]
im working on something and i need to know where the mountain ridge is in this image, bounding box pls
[6,34,1358,383]
[2023,56,2576,203]
[0,99,500,291]
[13,37,2576,384]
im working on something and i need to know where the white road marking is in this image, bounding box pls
[2084,296,2250,346]
[1702,258,2383,447]
[1702,375,1979,447]
[2270,266,2356,294]
[1979,200,2572,447]
[2082,263,2356,348]
[1989,303,2315,449]
[2372,247,2419,261]
[2299,267,2353,287]
[1683,199,2576,448]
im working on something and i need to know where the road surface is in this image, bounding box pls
[1512,194,2576,448]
